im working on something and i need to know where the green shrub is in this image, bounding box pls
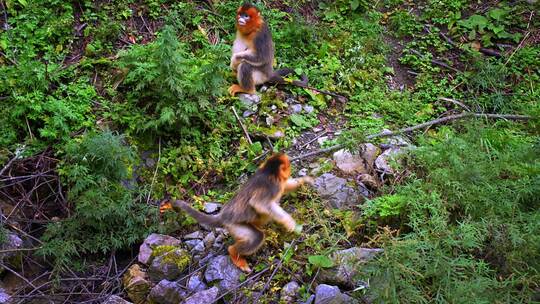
[0,60,96,149]
[113,25,229,134]
[361,124,540,303]
[38,131,158,269]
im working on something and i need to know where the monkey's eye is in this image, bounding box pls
[239,13,250,19]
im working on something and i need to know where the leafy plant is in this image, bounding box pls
[38,131,159,269]
[457,7,522,46]
[360,124,540,303]
[114,25,228,134]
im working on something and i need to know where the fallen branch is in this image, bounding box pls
[290,112,532,162]
[409,49,460,73]
[231,106,253,145]
[439,31,502,57]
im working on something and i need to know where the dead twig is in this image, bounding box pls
[231,106,253,145]
[146,137,161,205]
[291,112,533,162]
[300,130,328,149]
[409,49,460,73]
[438,97,471,112]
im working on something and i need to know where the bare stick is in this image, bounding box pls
[146,137,161,205]
[438,97,471,111]
[409,49,460,73]
[231,106,253,145]
[0,247,41,254]
[291,112,533,162]
[300,130,328,149]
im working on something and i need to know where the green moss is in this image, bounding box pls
[150,245,178,259]
[160,249,191,272]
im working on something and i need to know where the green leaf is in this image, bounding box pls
[488,8,507,21]
[289,114,312,129]
[350,0,360,10]
[308,255,334,268]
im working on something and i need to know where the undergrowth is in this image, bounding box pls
[360,124,540,303]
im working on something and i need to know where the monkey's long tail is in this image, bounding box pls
[268,68,347,100]
[172,200,223,228]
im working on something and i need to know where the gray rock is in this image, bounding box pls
[185,239,205,254]
[122,264,151,304]
[239,93,261,108]
[266,116,275,126]
[187,272,207,292]
[0,232,23,270]
[319,247,383,288]
[203,202,221,214]
[271,130,285,139]
[298,168,309,177]
[243,110,256,118]
[148,249,191,282]
[145,157,156,168]
[291,104,303,114]
[314,174,362,209]
[286,97,297,104]
[380,129,410,146]
[198,252,216,267]
[148,279,186,304]
[0,286,10,304]
[102,295,132,304]
[359,143,381,169]
[280,281,300,303]
[374,148,402,175]
[301,294,316,304]
[317,136,330,146]
[184,231,204,240]
[357,174,379,190]
[183,287,219,304]
[314,284,355,304]
[138,233,181,265]
[333,149,368,175]
[304,105,315,113]
[203,232,216,248]
[204,255,243,291]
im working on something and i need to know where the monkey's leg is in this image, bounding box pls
[226,223,264,272]
[229,62,256,96]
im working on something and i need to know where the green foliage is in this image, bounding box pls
[38,131,158,269]
[0,60,96,149]
[114,25,228,134]
[457,7,522,46]
[361,125,540,303]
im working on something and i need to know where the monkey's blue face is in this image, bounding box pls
[237,13,250,26]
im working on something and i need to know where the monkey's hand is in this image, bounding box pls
[302,176,315,186]
[230,55,241,70]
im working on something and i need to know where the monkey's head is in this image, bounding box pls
[260,153,291,182]
[236,3,263,33]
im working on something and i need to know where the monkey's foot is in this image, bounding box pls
[228,246,252,273]
[228,84,255,96]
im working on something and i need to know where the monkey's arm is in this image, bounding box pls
[284,177,314,194]
[250,200,296,232]
[230,50,252,70]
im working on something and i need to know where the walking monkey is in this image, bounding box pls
[162,153,313,272]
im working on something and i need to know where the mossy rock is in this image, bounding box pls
[148,248,191,282]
